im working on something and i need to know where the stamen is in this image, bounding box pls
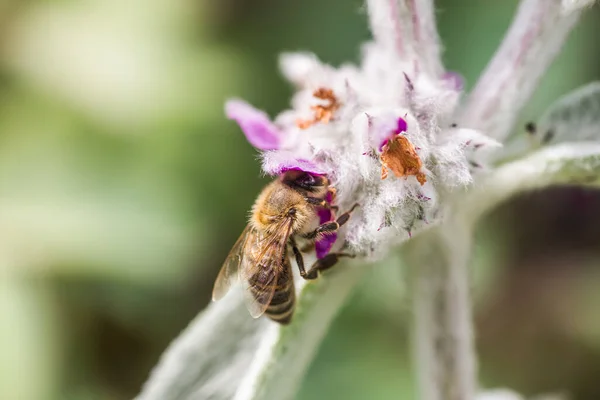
[296,88,341,129]
[380,135,427,185]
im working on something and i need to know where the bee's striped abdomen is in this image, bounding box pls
[246,254,296,324]
[266,273,295,324]
[266,258,295,325]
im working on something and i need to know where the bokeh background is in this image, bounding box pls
[1,0,599,399]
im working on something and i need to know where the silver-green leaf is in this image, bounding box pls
[534,81,600,145]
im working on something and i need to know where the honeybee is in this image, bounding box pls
[212,170,357,324]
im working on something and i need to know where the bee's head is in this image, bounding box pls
[281,170,329,197]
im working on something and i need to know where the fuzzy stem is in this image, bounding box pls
[366,0,444,76]
[406,142,600,400]
[406,222,476,400]
[459,0,587,141]
[463,142,600,227]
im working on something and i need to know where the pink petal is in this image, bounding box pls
[261,150,327,176]
[379,117,408,151]
[315,231,337,259]
[394,117,408,134]
[225,99,281,150]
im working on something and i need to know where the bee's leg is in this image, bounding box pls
[301,252,355,280]
[290,237,308,278]
[300,242,315,253]
[302,203,359,240]
[302,221,338,240]
[304,196,338,212]
[334,203,359,227]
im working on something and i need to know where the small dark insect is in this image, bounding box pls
[212,170,358,324]
[524,121,554,144]
[525,121,537,134]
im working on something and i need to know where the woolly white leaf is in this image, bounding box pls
[535,81,600,145]
[137,288,269,400]
[234,265,365,400]
[494,82,600,164]
[137,263,366,400]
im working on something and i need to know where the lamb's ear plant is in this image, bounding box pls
[137,1,600,399]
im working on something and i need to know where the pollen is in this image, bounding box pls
[380,135,427,185]
[296,88,340,129]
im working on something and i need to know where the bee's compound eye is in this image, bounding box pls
[300,173,316,186]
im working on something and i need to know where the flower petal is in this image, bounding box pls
[315,192,337,259]
[359,110,411,152]
[395,116,408,134]
[379,117,408,151]
[261,150,327,176]
[315,231,337,259]
[225,99,281,150]
[315,207,336,258]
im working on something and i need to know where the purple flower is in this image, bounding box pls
[225,99,281,150]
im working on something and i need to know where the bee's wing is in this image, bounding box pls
[240,218,293,318]
[212,225,252,301]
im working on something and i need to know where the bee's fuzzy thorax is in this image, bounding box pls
[250,180,317,235]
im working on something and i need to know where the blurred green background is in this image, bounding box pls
[1,0,599,399]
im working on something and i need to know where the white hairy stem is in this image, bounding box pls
[460,0,584,141]
[462,142,600,227]
[405,141,600,400]
[366,0,444,76]
[406,220,476,400]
